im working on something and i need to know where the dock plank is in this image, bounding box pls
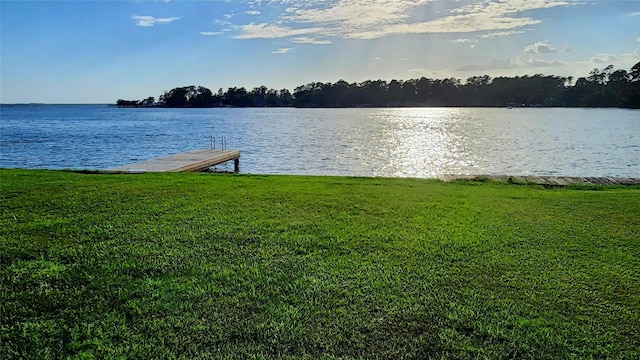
[108,149,240,173]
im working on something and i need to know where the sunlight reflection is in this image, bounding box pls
[370,108,483,177]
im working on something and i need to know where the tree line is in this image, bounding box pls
[117,62,640,109]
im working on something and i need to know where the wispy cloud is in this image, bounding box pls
[516,57,563,67]
[215,19,233,27]
[591,53,621,64]
[233,0,574,41]
[272,48,293,54]
[456,55,564,73]
[523,40,558,54]
[291,36,332,45]
[347,0,571,40]
[200,31,223,36]
[246,10,261,15]
[233,23,323,39]
[481,30,527,39]
[456,58,517,72]
[626,48,640,61]
[451,38,478,44]
[132,15,182,27]
[286,0,428,29]
[409,68,429,75]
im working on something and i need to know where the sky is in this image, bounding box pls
[1,0,639,103]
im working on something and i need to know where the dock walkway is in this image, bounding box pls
[108,149,240,173]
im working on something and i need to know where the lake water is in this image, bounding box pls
[1,105,638,178]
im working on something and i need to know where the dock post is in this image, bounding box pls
[234,158,240,173]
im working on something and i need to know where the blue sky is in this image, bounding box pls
[1,0,639,103]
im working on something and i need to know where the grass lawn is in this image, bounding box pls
[1,169,639,359]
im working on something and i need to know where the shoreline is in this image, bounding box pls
[3,167,640,187]
[436,174,640,186]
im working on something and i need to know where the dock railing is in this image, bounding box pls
[210,136,227,150]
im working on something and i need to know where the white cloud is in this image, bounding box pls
[516,57,564,67]
[451,0,570,14]
[345,0,571,40]
[233,0,574,41]
[292,36,332,45]
[346,16,541,40]
[560,49,640,79]
[272,48,293,54]
[287,0,429,29]
[132,15,182,27]
[632,12,640,16]
[451,38,478,44]
[523,41,558,54]
[200,31,223,36]
[481,30,527,39]
[215,19,233,27]
[246,10,261,15]
[637,36,640,42]
[591,53,621,64]
[626,48,640,60]
[456,55,563,73]
[456,58,517,72]
[233,23,323,39]
[409,68,429,75]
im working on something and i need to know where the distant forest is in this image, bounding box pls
[117,62,640,109]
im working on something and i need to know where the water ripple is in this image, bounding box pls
[1,105,638,177]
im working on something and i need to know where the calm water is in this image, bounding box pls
[1,105,639,177]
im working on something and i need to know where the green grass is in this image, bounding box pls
[1,169,639,359]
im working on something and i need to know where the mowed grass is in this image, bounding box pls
[1,169,639,359]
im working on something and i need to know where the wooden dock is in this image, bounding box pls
[437,174,640,186]
[108,149,240,173]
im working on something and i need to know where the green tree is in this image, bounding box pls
[279,89,294,106]
[225,87,254,107]
[387,80,403,104]
[190,86,215,107]
[160,86,190,107]
[626,62,640,108]
[264,89,279,106]
[250,86,268,106]
[401,79,417,103]
[629,61,640,82]
[415,77,434,103]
